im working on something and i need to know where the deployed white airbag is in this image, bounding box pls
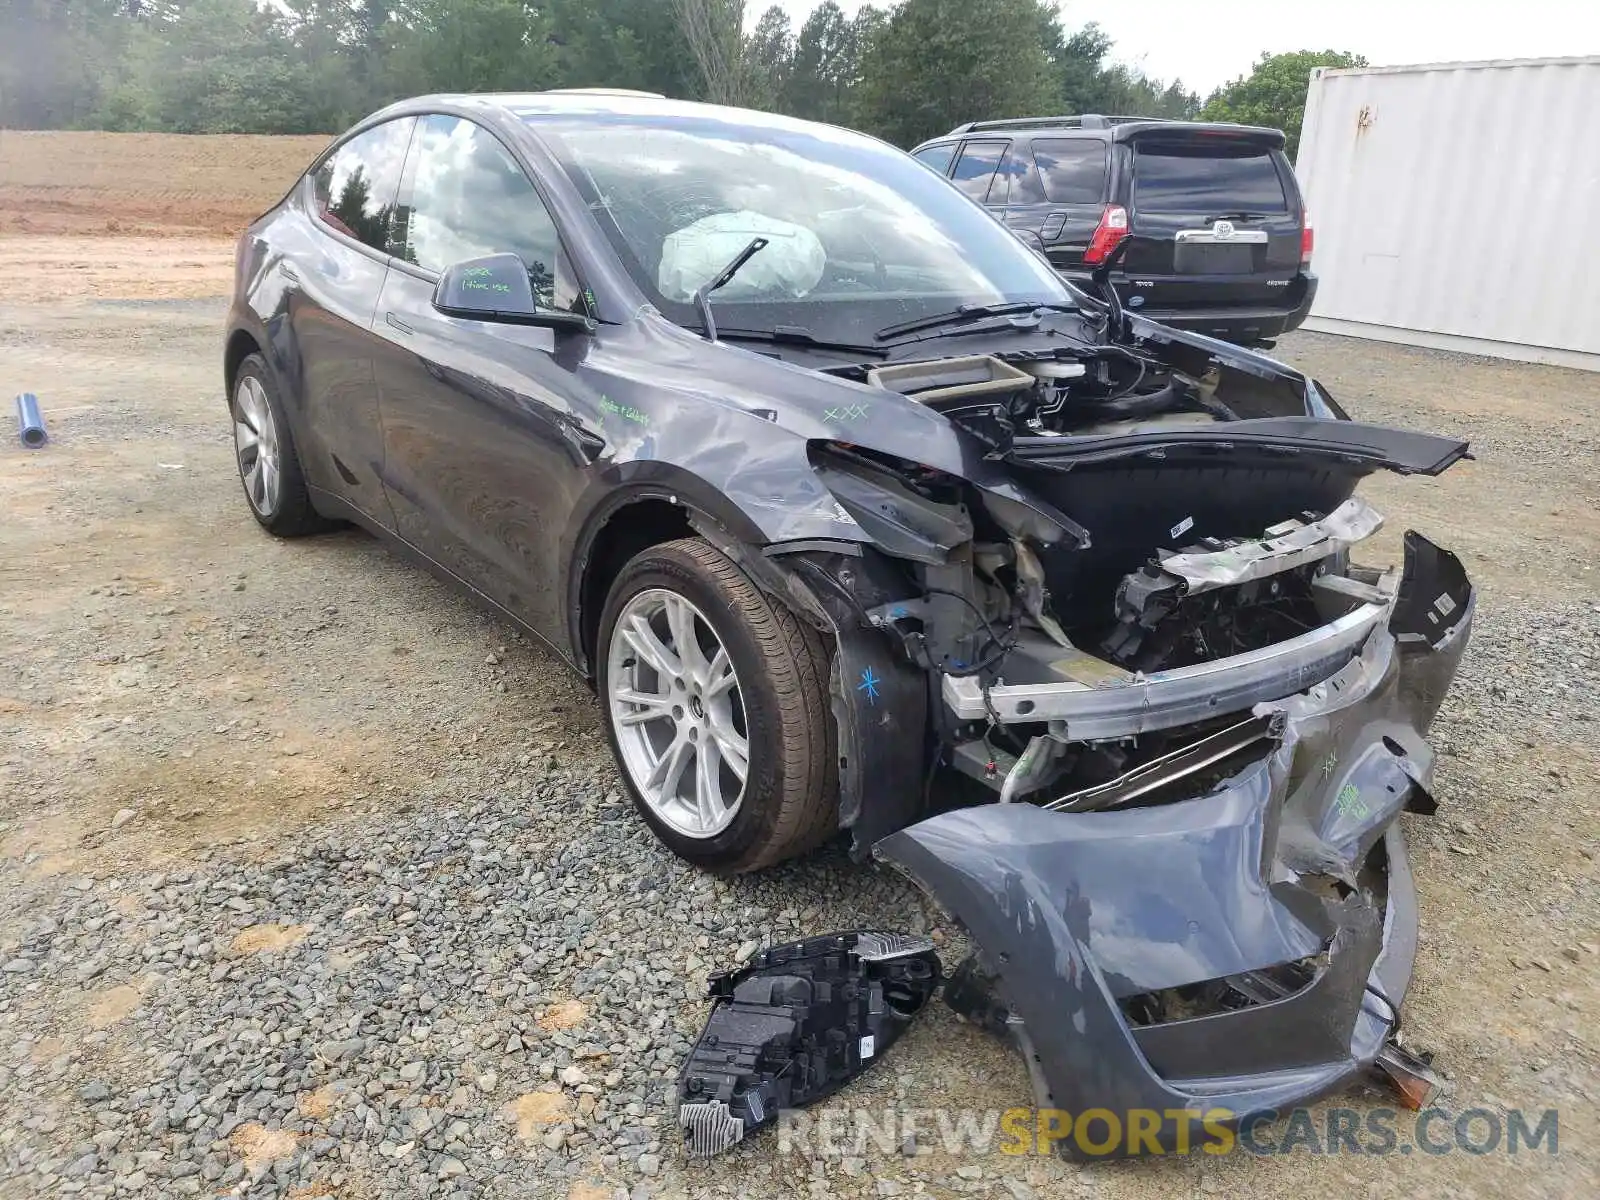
[658,210,826,302]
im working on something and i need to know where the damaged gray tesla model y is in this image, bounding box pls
[225,92,1473,1155]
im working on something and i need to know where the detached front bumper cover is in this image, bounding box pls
[875,534,1473,1158]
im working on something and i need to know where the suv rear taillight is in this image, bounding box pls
[1300,210,1314,266]
[1083,204,1129,266]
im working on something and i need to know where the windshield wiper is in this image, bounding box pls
[1205,210,1272,221]
[873,301,1076,343]
[694,236,768,343]
[717,325,887,358]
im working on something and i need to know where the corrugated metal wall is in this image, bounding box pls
[1296,57,1600,370]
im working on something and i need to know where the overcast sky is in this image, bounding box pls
[765,0,1600,95]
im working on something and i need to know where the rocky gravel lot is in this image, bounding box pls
[1,265,1597,1200]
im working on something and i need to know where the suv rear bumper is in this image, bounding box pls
[1062,272,1319,344]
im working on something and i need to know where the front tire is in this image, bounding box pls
[597,537,837,873]
[231,354,332,537]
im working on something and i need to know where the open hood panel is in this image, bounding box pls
[1005,417,1472,476]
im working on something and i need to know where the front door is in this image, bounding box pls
[372,114,598,644]
[948,139,1008,209]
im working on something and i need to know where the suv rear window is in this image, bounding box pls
[1132,143,1289,214]
[1030,140,1105,205]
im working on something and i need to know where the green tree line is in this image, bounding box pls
[0,0,1359,152]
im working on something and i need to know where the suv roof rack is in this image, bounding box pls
[944,114,1156,136]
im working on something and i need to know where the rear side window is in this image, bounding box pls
[396,115,578,311]
[1030,139,1106,205]
[311,118,416,252]
[990,144,1046,205]
[913,144,956,175]
[1132,144,1290,214]
[950,141,1007,203]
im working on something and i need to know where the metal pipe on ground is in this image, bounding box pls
[15,393,46,448]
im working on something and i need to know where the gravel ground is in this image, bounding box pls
[1,270,1596,1200]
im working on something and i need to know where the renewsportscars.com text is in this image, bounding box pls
[777,1105,1560,1158]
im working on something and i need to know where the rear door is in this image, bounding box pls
[1027,137,1109,274]
[291,116,415,524]
[1120,133,1303,311]
[985,141,1052,241]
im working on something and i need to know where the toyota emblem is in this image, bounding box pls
[1213,219,1235,239]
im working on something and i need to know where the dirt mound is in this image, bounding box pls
[0,129,332,237]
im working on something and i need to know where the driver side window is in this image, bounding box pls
[397,115,580,312]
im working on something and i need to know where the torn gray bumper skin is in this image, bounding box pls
[875,536,1473,1158]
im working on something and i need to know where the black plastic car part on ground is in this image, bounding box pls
[911,114,1317,345]
[227,93,1474,1141]
[676,932,941,1156]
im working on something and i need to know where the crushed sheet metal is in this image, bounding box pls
[1158,496,1383,592]
[941,574,1397,730]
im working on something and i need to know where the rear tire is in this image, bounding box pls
[230,354,334,537]
[597,537,837,873]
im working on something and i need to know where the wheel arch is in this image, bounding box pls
[566,470,802,676]
[224,328,262,398]
[572,464,851,678]
[575,488,929,865]
[572,495,695,674]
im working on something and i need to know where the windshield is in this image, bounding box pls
[527,112,1072,341]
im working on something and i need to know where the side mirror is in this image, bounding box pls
[432,253,594,333]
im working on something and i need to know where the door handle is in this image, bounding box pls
[281,263,299,282]
[385,312,414,336]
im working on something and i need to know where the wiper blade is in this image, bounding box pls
[716,326,887,358]
[693,236,768,343]
[1205,210,1271,221]
[878,313,1066,349]
[873,301,1075,342]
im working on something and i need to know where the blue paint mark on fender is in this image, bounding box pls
[857,666,881,705]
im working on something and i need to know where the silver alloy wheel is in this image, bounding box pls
[233,374,281,517]
[606,588,749,839]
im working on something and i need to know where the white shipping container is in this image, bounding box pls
[1296,56,1600,371]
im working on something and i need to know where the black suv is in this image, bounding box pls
[911,115,1317,345]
